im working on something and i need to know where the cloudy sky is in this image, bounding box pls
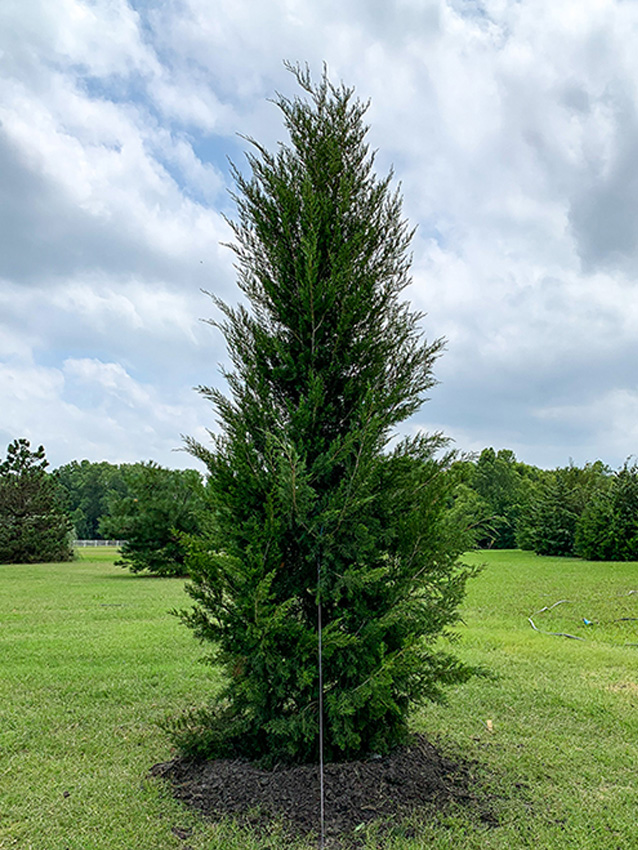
[2,0,638,472]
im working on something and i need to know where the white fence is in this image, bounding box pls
[73,540,125,547]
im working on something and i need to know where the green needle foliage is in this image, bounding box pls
[177,65,476,765]
[99,462,206,576]
[0,438,73,564]
[575,461,638,561]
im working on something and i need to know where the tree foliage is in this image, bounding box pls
[0,438,73,564]
[519,473,579,556]
[575,462,638,561]
[100,463,206,576]
[517,461,611,557]
[460,448,539,548]
[445,459,498,549]
[54,459,127,539]
[176,66,476,765]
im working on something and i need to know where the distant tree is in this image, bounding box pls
[176,66,476,766]
[445,459,497,548]
[469,448,534,548]
[575,462,638,561]
[54,460,126,539]
[520,474,579,556]
[574,491,616,561]
[518,461,611,557]
[99,462,206,575]
[515,472,549,552]
[0,439,73,564]
[561,460,611,512]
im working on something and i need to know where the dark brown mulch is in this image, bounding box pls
[150,735,496,846]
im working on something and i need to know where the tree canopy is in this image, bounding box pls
[575,462,638,561]
[54,459,127,539]
[175,66,476,765]
[0,438,73,564]
[99,462,206,576]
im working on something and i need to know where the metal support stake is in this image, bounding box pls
[317,561,325,849]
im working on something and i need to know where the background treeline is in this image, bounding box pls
[0,439,206,570]
[4,438,638,569]
[451,447,638,561]
[53,447,638,565]
[53,458,206,575]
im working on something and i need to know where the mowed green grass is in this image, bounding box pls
[1,549,637,849]
[413,550,638,849]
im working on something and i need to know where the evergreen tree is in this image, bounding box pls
[0,438,73,564]
[99,462,206,576]
[575,462,638,561]
[518,461,611,557]
[177,66,476,765]
[521,473,579,556]
[574,490,616,560]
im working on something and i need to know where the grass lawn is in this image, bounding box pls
[1,548,637,849]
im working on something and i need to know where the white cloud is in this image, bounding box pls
[0,356,210,469]
[534,387,638,466]
[1,0,159,79]
[49,277,205,341]
[3,0,638,470]
[63,358,150,407]
[0,2,234,292]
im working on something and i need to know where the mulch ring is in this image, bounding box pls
[150,734,499,847]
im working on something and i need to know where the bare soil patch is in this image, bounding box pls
[151,734,497,847]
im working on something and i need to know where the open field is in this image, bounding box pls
[1,548,637,849]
